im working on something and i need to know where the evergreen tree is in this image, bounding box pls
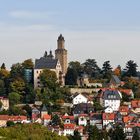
[102,61,112,80]
[1,63,6,69]
[132,128,139,140]
[110,125,126,140]
[65,67,78,85]
[125,60,138,77]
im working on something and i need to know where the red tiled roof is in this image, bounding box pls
[119,89,133,96]
[64,124,75,129]
[0,115,9,120]
[123,116,134,123]
[131,100,140,108]
[43,114,51,120]
[102,113,115,120]
[62,115,74,120]
[0,115,27,121]
[119,106,129,113]
[78,114,88,117]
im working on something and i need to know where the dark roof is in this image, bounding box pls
[103,90,121,100]
[73,103,94,114]
[35,57,58,69]
[90,113,102,120]
[41,105,48,112]
[58,34,64,41]
[111,75,121,84]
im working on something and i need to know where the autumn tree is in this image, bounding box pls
[22,59,34,69]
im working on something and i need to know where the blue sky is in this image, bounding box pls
[0,0,140,69]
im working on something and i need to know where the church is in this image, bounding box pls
[34,34,68,89]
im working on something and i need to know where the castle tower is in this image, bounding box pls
[55,34,68,75]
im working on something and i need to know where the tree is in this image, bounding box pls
[88,125,101,140]
[10,63,23,79]
[51,114,61,126]
[1,63,6,69]
[0,123,68,140]
[69,61,83,75]
[83,59,100,78]
[0,101,3,109]
[22,59,34,69]
[8,92,21,105]
[68,130,81,140]
[110,125,126,140]
[132,128,139,140]
[102,61,112,80]
[125,60,138,77]
[0,79,6,95]
[0,69,10,80]
[113,65,121,77]
[10,77,25,94]
[6,121,15,127]
[65,67,78,85]
[40,69,58,90]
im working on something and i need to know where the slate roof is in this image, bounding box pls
[35,57,58,69]
[41,105,48,112]
[111,75,121,84]
[103,90,121,100]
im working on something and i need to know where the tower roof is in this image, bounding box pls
[42,104,48,112]
[58,34,64,41]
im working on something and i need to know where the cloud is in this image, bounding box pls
[9,10,52,19]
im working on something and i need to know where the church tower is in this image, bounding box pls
[55,34,68,75]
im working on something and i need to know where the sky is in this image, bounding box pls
[0,0,140,70]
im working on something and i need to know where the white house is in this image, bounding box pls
[72,93,88,105]
[102,90,121,113]
[102,113,115,126]
[64,124,75,136]
[78,114,88,126]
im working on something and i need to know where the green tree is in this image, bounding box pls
[83,59,100,78]
[69,61,83,75]
[40,69,58,90]
[68,130,81,140]
[0,100,3,109]
[0,79,6,95]
[6,121,15,127]
[8,92,21,105]
[10,63,23,79]
[0,123,68,140]
[1,63,6,69]
[102,61,112,80]
[88,125,101,140]
[65,67,78,85]
[22,59,34,69]
[125,60,138,77]
[110,125,126,140]
[132,128,139,140]
[52,114,61,126]
[10,78,25,94]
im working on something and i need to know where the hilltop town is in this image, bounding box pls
[0,34,140,140]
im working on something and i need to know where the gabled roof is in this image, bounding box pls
[41,105,48,112]
[103,90,121,100]
[43,114,51,120]
[62,115,75,120]
[35,57,58,69]
[111,75,121,84]
[64,124,75,129]
[90,113,102,120]
[131,100,140,108]
[102,113,115,120]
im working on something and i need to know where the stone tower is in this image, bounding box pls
[55,34,68,75]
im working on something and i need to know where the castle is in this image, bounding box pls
[34,34,68,89]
